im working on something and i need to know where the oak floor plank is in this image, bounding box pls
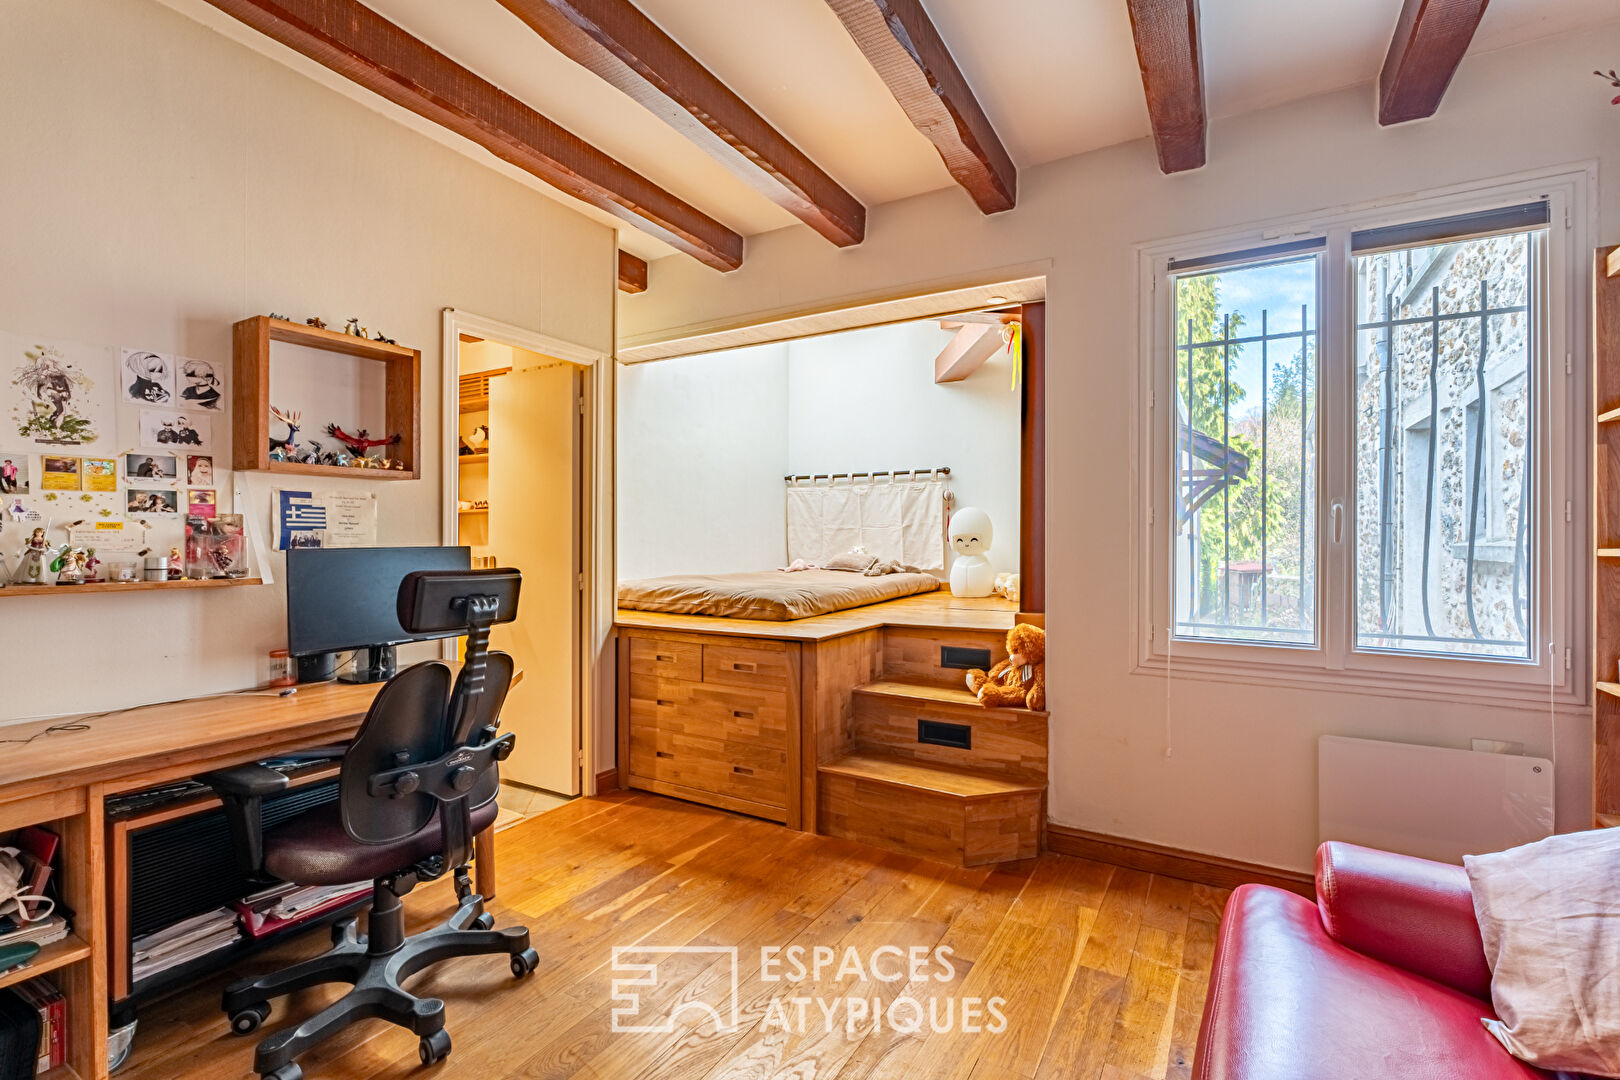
[120,794,1230,1080]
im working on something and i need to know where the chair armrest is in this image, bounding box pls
[1315,841,1492,999]
[200,765,290,878]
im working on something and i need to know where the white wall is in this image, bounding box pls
[621,23,1620,872]
[617,321,1022,580]
[0,0,613,721]
[786,321,1021,575]
[616,343,789,579]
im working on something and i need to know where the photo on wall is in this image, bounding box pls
[125,452,178,483]
[179,358,223,410]
[121,349,174,405]
[188,490,217,519]
[126,488,179,515]
[0,453,28,494]
[138,409,210,449]
[41,455,80,491]
[186,454,214,487]
[82,457,117,492]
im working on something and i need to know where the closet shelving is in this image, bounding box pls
[1594,245,1619,827]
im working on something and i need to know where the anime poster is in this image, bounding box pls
[6,335,113,449]
[121,348,175,405]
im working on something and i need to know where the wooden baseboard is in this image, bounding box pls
[595,767,621,794]
[1046,823,1313,898]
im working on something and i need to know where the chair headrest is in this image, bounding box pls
[396,569,522,635]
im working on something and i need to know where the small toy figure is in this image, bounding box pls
[305,316,327,330]
[168,545,183,581]
[296,440,323,465]
[461,424,489,455]
[947,507,996,597]
[269,406,302,457]
[342,317,367,338]
[965,624,1046,711]
[11,527,50,585]
[325,424,401,458]
[51,542,88,585]
[372,331,397,345]
[268,312,291,322]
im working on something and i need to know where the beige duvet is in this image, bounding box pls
[616,569,940,621]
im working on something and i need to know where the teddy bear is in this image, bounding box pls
[965,623,1046,710]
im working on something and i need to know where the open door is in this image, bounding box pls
[486,360,582,794]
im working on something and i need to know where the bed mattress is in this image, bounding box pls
[616,569,940,621]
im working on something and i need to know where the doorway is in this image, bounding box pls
[445,317,596,808]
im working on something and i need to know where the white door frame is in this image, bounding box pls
[440,308,612,796]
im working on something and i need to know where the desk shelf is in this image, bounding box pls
[0,933,92,992]
[0,578,262,598]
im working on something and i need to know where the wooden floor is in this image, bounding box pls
[123,792,1226,1080]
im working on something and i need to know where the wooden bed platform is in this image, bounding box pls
[615,590,1046,867]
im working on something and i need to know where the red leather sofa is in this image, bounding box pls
[1192,840,1550,1080]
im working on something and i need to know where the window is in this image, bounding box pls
[1352,221,1537,660]
[1171,251,1319,645]
[1140,176,1586,700]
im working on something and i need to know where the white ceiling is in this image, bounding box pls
[177,0,1620,261]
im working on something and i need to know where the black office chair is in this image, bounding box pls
[203,569,539,1080]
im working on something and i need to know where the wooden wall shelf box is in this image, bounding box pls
[0,578,263,598]
[232,316,421,479]
[1595,245,1620,827]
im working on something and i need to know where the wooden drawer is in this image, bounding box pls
[630,637,703,683]
[629,727,787,809]
[703,641,795,691]
[629,679,788,748]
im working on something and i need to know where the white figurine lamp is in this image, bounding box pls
[948,507,996,597]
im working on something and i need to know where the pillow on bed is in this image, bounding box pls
[823,551,878,573]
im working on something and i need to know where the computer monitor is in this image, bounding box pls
[286,546,471,683]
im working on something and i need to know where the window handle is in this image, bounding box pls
[1331,502,1344,544]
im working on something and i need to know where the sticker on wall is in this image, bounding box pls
[121,348,175,405]
[138,408,211,449]
[5,335,113,449]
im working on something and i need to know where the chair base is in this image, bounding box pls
[222,876,534,1080]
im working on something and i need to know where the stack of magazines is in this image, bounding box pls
[132,908,241,982]
[0,913,69,954]
[235,881,370,939]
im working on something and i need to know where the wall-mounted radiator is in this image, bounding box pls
[1318,735,1554,864]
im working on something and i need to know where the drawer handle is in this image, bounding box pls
[731,662,757,673]
[655,654,676,663]
[733,765,755,776]
[733,710,755,720]
[656,751,674,759]
[656,699,675,707]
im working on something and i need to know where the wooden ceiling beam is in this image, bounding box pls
[618,250,648,293]
[1378,0,1490,126]
[824,0,1015,214]
[202,0,742,271]
[498,0,865,247]
[1125,0,1206,174]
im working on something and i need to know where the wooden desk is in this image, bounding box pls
[0,676,501,1080]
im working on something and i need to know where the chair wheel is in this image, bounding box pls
[230,1002,271,1035]
[511,947,539,978]
[419,1028,452,1065]
[262,1065,302,1080]
[474,912,495,931]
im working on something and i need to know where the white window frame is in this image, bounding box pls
[1134,166,1594,708]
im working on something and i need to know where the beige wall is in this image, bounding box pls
[0,0,614,721]
[622,23,1620,872]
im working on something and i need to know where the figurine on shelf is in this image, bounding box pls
[461,424,489,456]
[342,317,367,338]
[11,527,50,585]
[325,424,401,460]
[372,330,396,345]
[51,542,87,585]
[296,440,323,465]
[268,312,291,322]
[269,406,302,459]
[83,547,101,583]
[168,546,184,581]
[305,316,327,330]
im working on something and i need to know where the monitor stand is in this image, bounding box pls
[341,645,398,685]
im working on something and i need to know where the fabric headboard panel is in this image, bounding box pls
[785,479,949,571]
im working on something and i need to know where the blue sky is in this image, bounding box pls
[1179,256,1317,425]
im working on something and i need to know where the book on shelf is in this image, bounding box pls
[0,913,69,951]
[14,977,65,1073]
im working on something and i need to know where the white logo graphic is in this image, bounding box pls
[610,946,740,1034]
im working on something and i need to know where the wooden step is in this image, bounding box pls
[817,751,1043,866]
[819,751,1044,800]
[855,677,1048,719]
[882,625,1008,689]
